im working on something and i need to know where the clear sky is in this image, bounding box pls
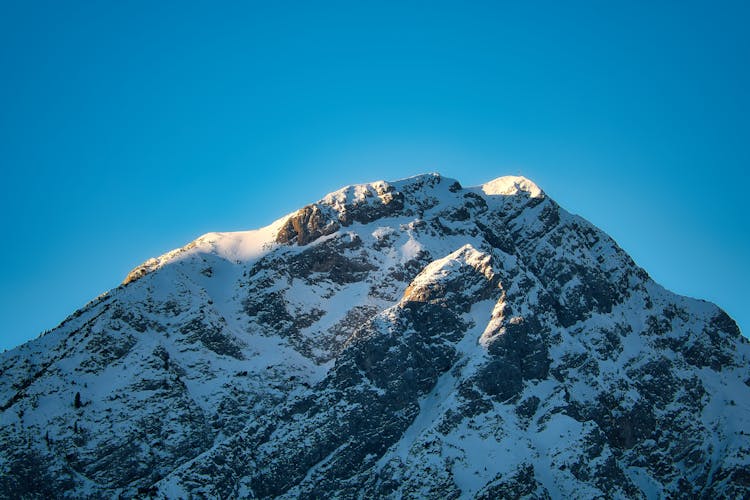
[1,1,748,351]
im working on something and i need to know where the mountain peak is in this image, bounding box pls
[480,175,544,198]
[3,172,747,499]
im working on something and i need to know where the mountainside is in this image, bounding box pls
[1,173,748,499]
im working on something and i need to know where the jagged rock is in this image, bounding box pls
[276,204,339,246]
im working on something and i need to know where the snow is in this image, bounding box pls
[480,175,544,198]
[401,236,424,262]
[193,218,281,263]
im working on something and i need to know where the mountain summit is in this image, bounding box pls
[1,173,748,498]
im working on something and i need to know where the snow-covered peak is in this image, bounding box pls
[321,179,394,208]
[121,219,283,285]
[124,172,544,284]
[402,244,497,304]
[2,171,747,499]
[320,173,452,207]
[409,244,495,285]
[390,172,444,188]
[481,175,544,198]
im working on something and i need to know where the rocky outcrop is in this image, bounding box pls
[276,204,339,246]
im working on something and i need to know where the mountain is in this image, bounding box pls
[1,173,748,499]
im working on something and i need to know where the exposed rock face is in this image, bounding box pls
[0,173,748,499]
[276,204,339,246]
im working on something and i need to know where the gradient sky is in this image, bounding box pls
[1,1,748,351]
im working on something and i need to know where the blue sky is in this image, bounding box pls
[1,1,748,351]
